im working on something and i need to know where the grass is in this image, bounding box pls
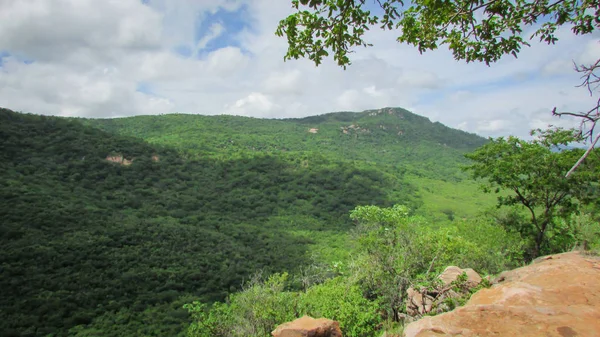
[408,175,499,222]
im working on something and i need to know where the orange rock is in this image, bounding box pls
[403,252,600,337]
[438,266,482,287]
[272,316,342,337]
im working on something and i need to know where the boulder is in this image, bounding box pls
[403,252,600,337]
[405,267,482,318]
[406,287,435,316]
[438,266,482,287]
[272,316,342,337]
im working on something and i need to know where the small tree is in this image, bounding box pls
[348,204,522,320]
[465,128,598,258]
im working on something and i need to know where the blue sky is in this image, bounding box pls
[171,4,253,58]
[195,5,252,53]
[0,0,597,138]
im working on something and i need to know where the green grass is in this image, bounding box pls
[409,175,498,222]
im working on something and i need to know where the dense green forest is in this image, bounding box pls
[1,107,465,336]
[81,107,486,181]
[6,106,591,337]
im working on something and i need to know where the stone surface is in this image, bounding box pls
[406,266,482,318]
[438,266,482,287]
[272,316,342,337]
[403,252,600,337]
[406,287,435,316]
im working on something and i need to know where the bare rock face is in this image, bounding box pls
[272,316,343,337]
[403,252,600,337]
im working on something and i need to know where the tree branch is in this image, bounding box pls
[553,58,600,176]
[566,132,600,177]
[514,187,540,232]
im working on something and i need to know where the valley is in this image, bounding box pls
[1,106,497,336]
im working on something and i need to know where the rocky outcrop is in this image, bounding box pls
[403,252,600,337]
[272,316,342,337]
[106,154,133,166]
[340,124,370,134]
[405,266,482,319]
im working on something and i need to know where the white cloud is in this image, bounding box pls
[264,69,302,95]
[0,0,162,62]
[0,0,597,139]
[205,46,249,76]
[225,92,278,116]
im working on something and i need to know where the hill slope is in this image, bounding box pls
[0,107,422,336]
[83,107,496,221]
[82,107,487,180]
[0,106,494,336]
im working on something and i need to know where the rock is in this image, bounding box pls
[397,313,416,324]
[438,266,482,287]
[272,316,342,337]
[105,154,133,166]
[403,252,600,337]
[406,287,435,316]
[406,267,482,318]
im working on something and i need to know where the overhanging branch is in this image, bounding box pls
[553,57,600,176]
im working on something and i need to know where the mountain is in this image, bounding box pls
[81,107,487,180]
[0,107,489,336]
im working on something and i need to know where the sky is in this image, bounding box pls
[0,0,598,138]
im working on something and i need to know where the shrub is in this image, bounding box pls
[299,277,380,337]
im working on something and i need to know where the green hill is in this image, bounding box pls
[81,107,486,180]
[83,107,495,221]
[0,107,492,336]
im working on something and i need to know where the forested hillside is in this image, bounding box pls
[1,107,488,336]
[82,107,486,180]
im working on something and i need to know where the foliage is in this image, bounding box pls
[276,0,598,67]
[0,106,499,336]
[185,204,523,337]
[185,274,380,337]
[0,108,418,336]
[186,273,298,337]
[408,175,498,223]
[551,212,600,252]
[299,277,380,337]
[465,128,599,258]
[348,204,522,320]
[83,107,487,182]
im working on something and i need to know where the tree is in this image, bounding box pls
[348,204,522,320]
[276,0,600,171]
[464,128,598,259]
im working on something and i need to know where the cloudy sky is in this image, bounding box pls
[0,0,598,138]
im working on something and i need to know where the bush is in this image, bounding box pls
[550,213,600,253]
[349,205,524,319]
[186,273,381,337]
[299,277,380,337]
[185,273,297,337]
